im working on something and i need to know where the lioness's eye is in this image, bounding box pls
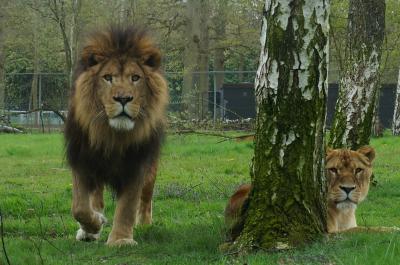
[103,74,113,83]
[329,168,337,174]
[356,168,363,174]
[131,75,140,82]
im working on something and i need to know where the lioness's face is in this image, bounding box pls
[326,146,375,210]
[97,59,148,131]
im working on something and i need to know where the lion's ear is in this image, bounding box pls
[81,46,105,68]
[357,146,375,162]
[142,48,161,70]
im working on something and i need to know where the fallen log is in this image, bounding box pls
[0,125,23,133]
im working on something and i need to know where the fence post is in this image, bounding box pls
[39,74,42,108]
[213,71,217,127]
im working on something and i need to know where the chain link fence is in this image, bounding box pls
[1,71,257,132]
[1,70,398,132]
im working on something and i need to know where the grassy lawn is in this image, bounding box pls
[0,133,399,265]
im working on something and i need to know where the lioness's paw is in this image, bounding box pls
[106,238,138,247]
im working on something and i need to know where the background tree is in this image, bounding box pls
[329,0,385,149]
[29,0,40,126]
[182,0,209,119]
[392,68,400,135]
[0,0,5,115]
[232,0,329,251]
[211,0,227,92]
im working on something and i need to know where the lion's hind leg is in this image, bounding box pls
[72,174,107,241]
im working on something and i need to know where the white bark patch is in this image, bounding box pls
[269,60,279,92]
[392,69,400,135]
[255,15,268,108]
[270,127,278,144]
[363,48,379,80]
[295,1,329,99]
[279,148,284,166]
[285,131,296,145]
[276,2,291,30]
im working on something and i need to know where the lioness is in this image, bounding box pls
[224,146,375,236]
[326,146,375,233]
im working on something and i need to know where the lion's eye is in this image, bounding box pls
[329,168,338,174]
[356,168,363,174]
[131,75,140,82]
[103,74,113,83]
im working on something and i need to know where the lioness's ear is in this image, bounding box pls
[357,146,375,162]
[326,147,334,157]
[142,48,161,70]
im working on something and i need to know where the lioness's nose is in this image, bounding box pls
[340,186,355,194]
[113,96,133,106]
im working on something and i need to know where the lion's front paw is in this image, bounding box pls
[95,212,108,225]
[76,212,107,241]
[106,238,138,247]
[76,228,101,241]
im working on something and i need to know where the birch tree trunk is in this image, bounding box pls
[0,3,5,114]
[329,0,385,149]
[392,68,400,135]
[233,0,329,251]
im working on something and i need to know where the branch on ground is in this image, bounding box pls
[0,125,23,133]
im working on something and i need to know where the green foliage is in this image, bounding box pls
[0,133,399,264]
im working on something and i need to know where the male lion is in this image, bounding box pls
[224,146,375,238]
[64,25,168,246]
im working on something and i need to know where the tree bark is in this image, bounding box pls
[329,0,385,149]
[182,0,209,120]
[182,0,200,119]
[233,0,329,251]
[0,3,5,114]
[70,0,81,82]
[212,0,226,91]
[30,0,40,126]
[198,1,209,119]
[392,68,400,135]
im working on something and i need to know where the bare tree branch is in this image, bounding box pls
[0,209,11,265]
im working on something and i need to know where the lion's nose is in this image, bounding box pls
[113,96,133,106]
[340,186,355,194]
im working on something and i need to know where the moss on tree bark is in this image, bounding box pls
[231,0,329,251]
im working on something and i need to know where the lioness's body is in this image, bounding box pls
[224,146,375,237]
[64,26,168,246]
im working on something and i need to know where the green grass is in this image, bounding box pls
[0,133,399,265]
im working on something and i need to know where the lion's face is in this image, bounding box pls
[326,146,375,210]
[97,59,148,131]
[69,27,168,149]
